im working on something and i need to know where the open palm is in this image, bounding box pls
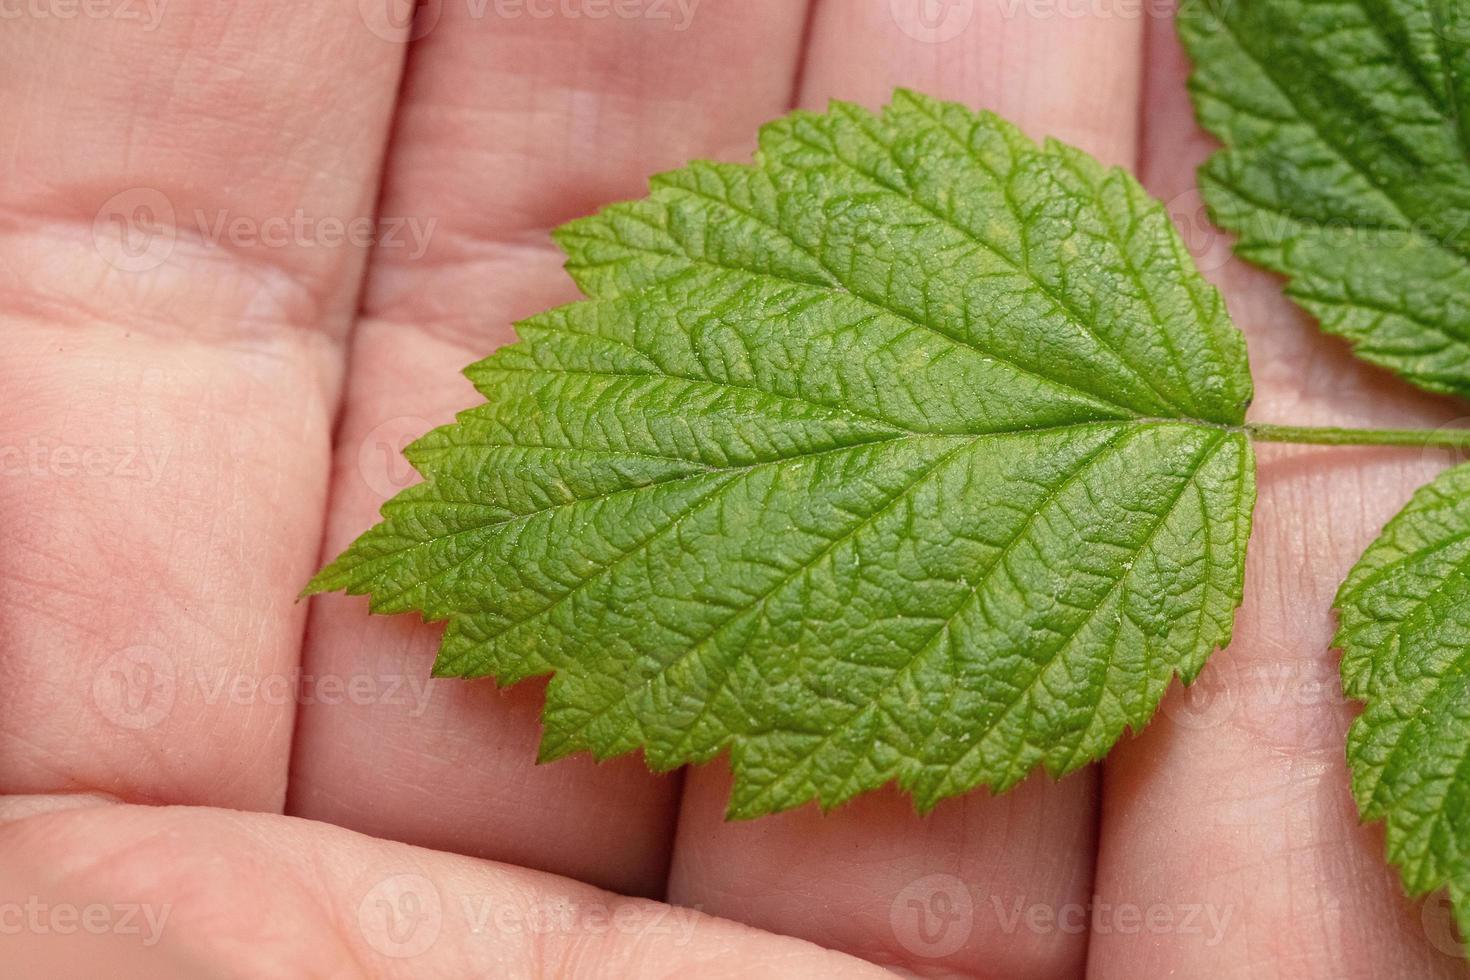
[3,1,1468,976]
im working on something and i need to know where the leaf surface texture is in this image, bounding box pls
[310,92,1256,817]
[1338,461,1470,935]
[1181,0,1470,395]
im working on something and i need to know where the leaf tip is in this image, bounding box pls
[300,566,341,600]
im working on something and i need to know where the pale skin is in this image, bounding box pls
[1,1,1467,977]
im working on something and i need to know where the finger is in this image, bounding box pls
[289,1,813,896]
[666,1,1145,975]
[0,797,893,979]
[800,0,1142,167]
[673,764,1096,977]
[1086,12,1470,978]
[0,3,404,809]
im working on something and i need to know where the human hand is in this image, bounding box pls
[2,1,1466,977]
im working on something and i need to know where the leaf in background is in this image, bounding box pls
[1338,461,1470,938]
[1180,0,1470,396]
[308,91,1256,818]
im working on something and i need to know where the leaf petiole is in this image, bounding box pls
[1246,422,1470,451]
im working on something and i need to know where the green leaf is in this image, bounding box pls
[1179,0,1470,397]
[308,91,1256,818]
[1338,461,1470,939]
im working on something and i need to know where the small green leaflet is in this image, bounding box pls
[308,91,1257,818]
[1338,462,1470,940]
[1180,0,1470,397]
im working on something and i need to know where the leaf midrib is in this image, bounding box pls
[429,417,1237,667]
